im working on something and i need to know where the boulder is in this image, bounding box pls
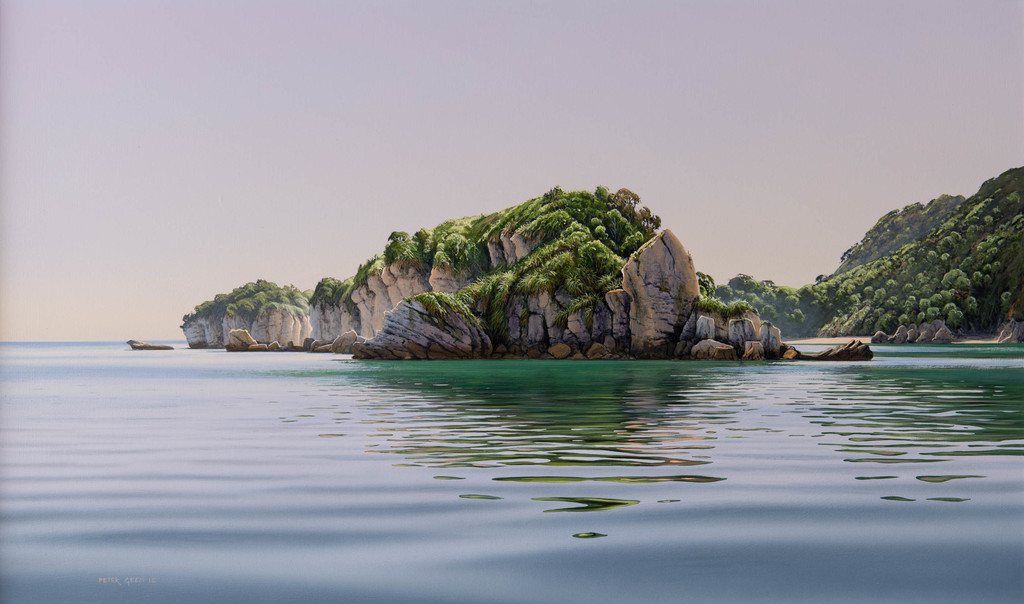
[759,322,783,358]
[915,320,944,344]
[742,341,765,361]
[892,325,909,344]
[302,337,316,352]
[549,342,572,359]
[932,325,955,343]
[695,315,716,341]
[331,330,359,354]
[313,344,332,352]
[248,343,270,351]
[586,342,609,359]
[691,339,738,361]
[621,230,700,357]
[226,329,258,351]
[728,318,757,349]
[870,331,888,344]
[268,341,280,351]
[673,340,693,358]
[795,340,873,361]
[126,339,173,350]
[905,327,919,343]
[351,299,492,360]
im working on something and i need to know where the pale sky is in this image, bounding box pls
[2,0,1022,341]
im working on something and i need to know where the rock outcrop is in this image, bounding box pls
[225,329,258,351]
[330,330,359,354]
[872,319,958,344]
[997,320,1024,343]
[795,340,874,361]
[351,299,492,360]
[759,322,783,359]
[127,339,173,350]
[691,339,738,361]
[621,230,700,357]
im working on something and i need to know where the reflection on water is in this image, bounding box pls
[532,497,640,513]
[337,360,734,470]
[316,350,1023,485]
[2,343,1022,603]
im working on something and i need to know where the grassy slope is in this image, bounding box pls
[182,280,311,327]
[716,166,1024,336]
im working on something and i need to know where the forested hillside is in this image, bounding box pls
[834,194,964,274]
[716,167,1024,337]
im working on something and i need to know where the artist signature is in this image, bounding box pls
[98,577,156,586]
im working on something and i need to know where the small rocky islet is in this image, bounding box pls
[179,187,872,361]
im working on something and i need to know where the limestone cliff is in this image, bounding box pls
[184,308,312,348]
[310,229,536,341]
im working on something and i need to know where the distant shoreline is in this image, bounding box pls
[786,336,1001,345]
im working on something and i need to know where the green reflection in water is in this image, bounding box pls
[927,497,970,502]
[433,476,465,480]
[881,496,916,502]
[532,497,641,513]
[800,346,1024,474]
[459,494,503,500]
[572,532,608,539]
[333,360,732,469]
[494,475,724,484]
[916,475,985,483]
[855,476,898,480]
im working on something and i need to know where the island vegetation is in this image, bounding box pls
[716,167,1023,336]
[182,280,311,326]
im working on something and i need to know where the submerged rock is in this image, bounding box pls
[127,339,173,350]
[795,340,873,361]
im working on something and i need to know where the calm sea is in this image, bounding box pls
[1,342,1022,603]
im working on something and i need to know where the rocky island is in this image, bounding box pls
[179,187,877,361]
[180,187,871,361]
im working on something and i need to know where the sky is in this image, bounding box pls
[2,0,1022,341]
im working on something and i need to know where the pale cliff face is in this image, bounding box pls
[183,310,311,348]
[312,231,535,341]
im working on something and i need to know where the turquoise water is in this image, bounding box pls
[1,342,1022,603]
